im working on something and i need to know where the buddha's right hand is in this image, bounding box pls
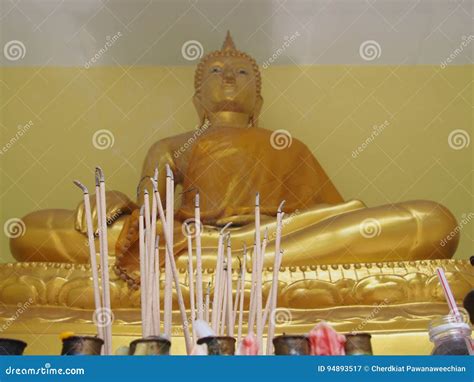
[74,190,138,234]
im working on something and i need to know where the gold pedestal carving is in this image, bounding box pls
[0,259,471,355]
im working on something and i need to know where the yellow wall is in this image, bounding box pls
[0,65,472,261]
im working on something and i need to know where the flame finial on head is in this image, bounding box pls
[222,30,236,52]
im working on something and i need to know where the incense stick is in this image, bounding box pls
[151,175,193,354]
[232,257,242,325]
[143,190,152,337]
[149,171,158,334]
[226,236,234,337]
[153,236,160,336]
[205,282,210,323]
[220,263,228,336]
[211,222,232,332]
[256,227,267,354]
[248,243,257,333]
[194,193,204,321]
[73,181,104,342]
[237,244,247,344]
[163,169,172,338]
[266,201,285,354]
[95,167,112,355]
[138,206,147,337]
[185,222,196,343]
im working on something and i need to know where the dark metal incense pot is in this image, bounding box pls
[0,338,27,355]
[129,336,171,355]
[273,335,310,355]
[344,333,373,355]
[61,336,103,355]
[197,336,236,355]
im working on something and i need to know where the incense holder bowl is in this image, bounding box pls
[0,338,27,355]
[273,335,310,355]
[344,333,373,355]
[129,336,171,355]
[197,336,236,355]
[61,336,103,355]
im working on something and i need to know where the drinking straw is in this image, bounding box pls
[436,267,474,355]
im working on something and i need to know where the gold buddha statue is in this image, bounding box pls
[10,32,459,286]
[2,31,471,356]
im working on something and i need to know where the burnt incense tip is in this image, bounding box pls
[140,205,145,216]
[73,180,88,194]
[155,236,159,248]
[277,200,286,213]
[165,164,172,178]
[195,192,200,207]
[149,177,158,192]
[255,192,260,206]
[153,168,158,181]
[144,189,149,195]
[183,222,191,236]
[95,166,105,182]
[220,222,233,234]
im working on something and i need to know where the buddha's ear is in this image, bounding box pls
[251,95,263,127]
[193,93,206,124]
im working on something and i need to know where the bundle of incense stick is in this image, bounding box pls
[74,166,284,355]
[149,168,192,354]
[186,191,285,355]
[73,167,113,355]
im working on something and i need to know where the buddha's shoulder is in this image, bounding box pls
[147,131,196,153]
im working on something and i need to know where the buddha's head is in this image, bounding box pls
[194,31,263,127]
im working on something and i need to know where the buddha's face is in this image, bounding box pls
[196,56,259,117]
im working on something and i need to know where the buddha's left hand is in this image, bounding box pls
[74,190,138,235]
